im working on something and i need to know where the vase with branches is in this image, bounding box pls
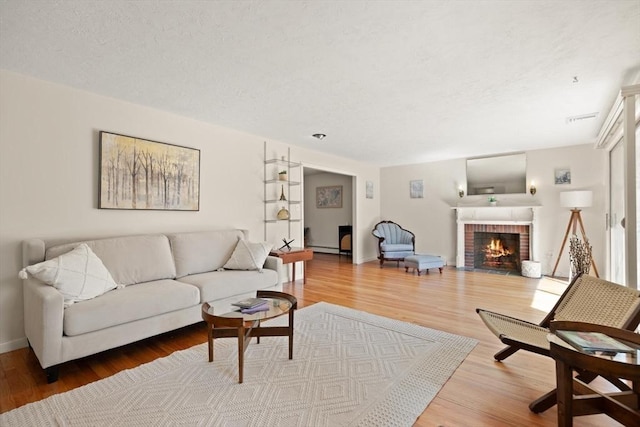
[569,235,592,279]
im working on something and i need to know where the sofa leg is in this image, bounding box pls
[45,366,59,383]
[379,258,384,268]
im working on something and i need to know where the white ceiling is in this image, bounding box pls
[1,1,638,167]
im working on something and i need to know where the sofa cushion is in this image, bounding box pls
[223,239,272,271]
[63,279,199,336]
[177,269,278,303]
[46,234,176,286]
[20,243,118,307]
[167,230,247,278]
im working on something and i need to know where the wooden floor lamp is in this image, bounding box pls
[551,190,599,278]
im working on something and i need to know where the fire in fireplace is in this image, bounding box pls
[474,232,520,272]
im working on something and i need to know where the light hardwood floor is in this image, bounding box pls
[0,254,623,426]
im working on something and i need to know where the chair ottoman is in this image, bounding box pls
[404,254,444,275]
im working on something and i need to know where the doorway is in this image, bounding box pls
[303,167,355,261]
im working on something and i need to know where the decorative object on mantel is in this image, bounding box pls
[554,168,571,185]
[488,196,497,206]
[551,190,599,278]
[278,170,287,181]
[458,185,465,198]
[529,181,537,195]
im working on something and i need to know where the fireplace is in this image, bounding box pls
[464,224,530,273]
[474,232,520,272]
[454,204,540,273]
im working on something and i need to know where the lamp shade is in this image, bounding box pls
[560,190,593,209]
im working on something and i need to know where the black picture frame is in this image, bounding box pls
[98,131,200,211]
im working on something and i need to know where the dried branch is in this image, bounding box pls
[569,235,592,278]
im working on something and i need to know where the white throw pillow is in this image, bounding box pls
[19,243,118,307]
[223,239,272,271]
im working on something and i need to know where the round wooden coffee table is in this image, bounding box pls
[201,290,297,383]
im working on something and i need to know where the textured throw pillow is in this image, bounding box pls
[18,243,119,307]
[223,239,272,271]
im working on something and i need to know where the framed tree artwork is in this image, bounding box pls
[99,131,200,210]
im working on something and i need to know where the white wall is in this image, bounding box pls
[0,70,381,352]
[380,144,607,276]
[304,172,353,252]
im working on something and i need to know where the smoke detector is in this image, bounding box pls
[566,112,598,124]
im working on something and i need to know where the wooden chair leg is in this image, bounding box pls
[529,388,557,413]
[494,345,519,361]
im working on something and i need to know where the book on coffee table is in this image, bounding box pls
[231,297,268,309]
[239,303,270,314]
[556,330,635,354]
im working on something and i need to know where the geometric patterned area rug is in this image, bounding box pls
[1,302,477,427]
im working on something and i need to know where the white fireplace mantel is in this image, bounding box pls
[451,203,541,268]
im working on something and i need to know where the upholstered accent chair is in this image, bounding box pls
[371,220,415,267]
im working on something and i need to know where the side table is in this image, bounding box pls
[270,247,313,284]
[548,321,640,427]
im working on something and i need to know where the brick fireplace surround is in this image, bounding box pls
[453,203,541,270]
[466,224,530,270]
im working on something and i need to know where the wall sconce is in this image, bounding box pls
[458,185,465,198]
[529,181,537,196]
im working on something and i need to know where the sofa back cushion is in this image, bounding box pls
[46,234,176,286]
[167,230,247,278]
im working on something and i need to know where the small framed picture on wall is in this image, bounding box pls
[366,181,373,199]
[410,180,423,198]
[554,168,571,185]
[316,185,343,208]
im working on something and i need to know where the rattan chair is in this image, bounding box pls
[476,274,640,413]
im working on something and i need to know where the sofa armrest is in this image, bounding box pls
[23,278,64,369]
[264,255,284,287]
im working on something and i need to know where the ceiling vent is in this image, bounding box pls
[566,112,598,124]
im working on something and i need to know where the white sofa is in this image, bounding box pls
[21,229,283,382]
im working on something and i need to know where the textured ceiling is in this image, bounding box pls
[1,0,639,166]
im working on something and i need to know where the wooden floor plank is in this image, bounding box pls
[0,254,624,425]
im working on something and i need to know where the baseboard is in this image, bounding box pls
[308,246,339,255]
[0,336,29,354]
